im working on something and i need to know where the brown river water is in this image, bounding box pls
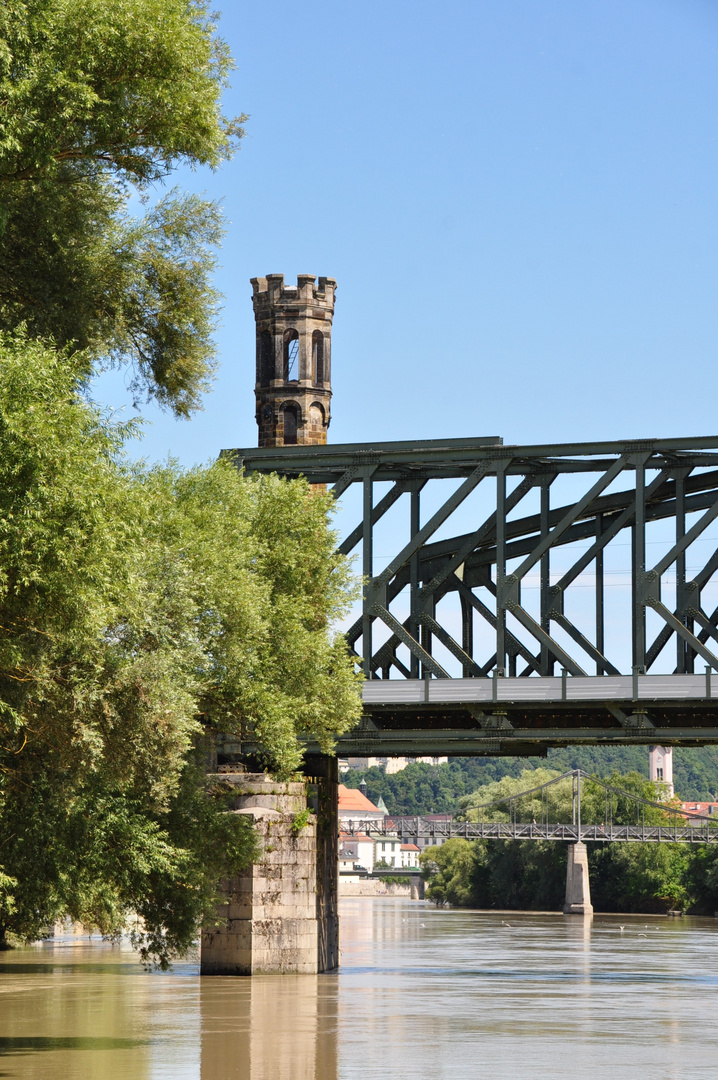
[1,898,718,1079]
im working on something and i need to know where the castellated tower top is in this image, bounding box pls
[251,274,336,448]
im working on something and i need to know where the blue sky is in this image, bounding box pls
[96,0,718,468]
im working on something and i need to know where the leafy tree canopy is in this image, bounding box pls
[459,768,673,827]
[0,0,245,415]
[0,332,361,963]
[418,839,476,908]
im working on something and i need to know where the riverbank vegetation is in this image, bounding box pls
[420,769,718,915]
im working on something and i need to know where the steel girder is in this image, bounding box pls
[227,435,718,752]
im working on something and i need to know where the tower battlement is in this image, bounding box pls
[251,273,337,310]
[251,274,335,447]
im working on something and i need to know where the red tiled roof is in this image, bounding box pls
[338,784,381,813]
[339,833,373,842]
[401,844,420,851]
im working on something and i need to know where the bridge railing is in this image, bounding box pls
[341,818,718,844]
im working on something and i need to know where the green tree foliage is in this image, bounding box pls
[459,768,672,827]
[0,0,245,415]
[0,332,361,962]
[589,843,691,914]
[341,759,527,814]
[343,746,718,817]
[681,845,718,915]
[419,839,477,907]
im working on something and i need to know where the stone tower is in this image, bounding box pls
[251,274,335,447]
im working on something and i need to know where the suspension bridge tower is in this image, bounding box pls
[251,274,335,447]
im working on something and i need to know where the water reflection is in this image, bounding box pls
[199,975,337,1080]
[0,939,162,1080]
[337,901,718,1079]
[0,936,338,1080]
[2,904,718,1079]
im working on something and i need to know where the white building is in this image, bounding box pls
[347,756,449,774]
[338,833,375,872]
[385,756,449,775]
[412,835,447,853]
[400,843,421,869]
[338,785,429,873]
[385,813,453,853]
[373,834,402,868]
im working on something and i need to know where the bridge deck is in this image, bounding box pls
[342,819,718,844]
[363,673,718,706]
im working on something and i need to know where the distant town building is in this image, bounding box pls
[338,833,375,872]
[400,844,421,869]
[384,756,449,774]
[680,801,718,818]
[337,784,385,829]
[384,813,453,853]
[346,756,448,773]
[338,787,417,871]
[338,786,442,873]
[373,835,402,868]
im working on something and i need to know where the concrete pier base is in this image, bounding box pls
[563,841,593,915]
[200,774,319,975]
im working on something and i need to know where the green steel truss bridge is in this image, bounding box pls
[341,770,718,845]
[228,434,718,758]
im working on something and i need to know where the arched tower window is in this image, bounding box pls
[283,330,299,381]
[309,402,325,432]
[259,330,273,386]
[283,405,298,445]
[312,331,325,386]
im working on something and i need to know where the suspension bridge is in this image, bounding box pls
[341,769,718,914]
[341,769,718,844]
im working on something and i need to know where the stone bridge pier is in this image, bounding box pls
[200,755,338,975]
[563,841,593,916]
